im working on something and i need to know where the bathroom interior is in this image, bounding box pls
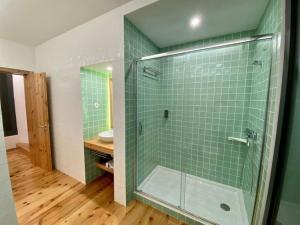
[2,0,299,225]
[124,0,281,224]
[80,62,115,181]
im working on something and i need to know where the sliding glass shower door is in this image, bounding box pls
[135,38,273,225]
[136,58,183,207]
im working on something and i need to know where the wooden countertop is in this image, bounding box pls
[84,137,113,155]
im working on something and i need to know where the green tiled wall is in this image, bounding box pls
[241,40,273,221]
[124,0,282,222]
[80,67,111,183]
[136,58,161,187]
[157,42,253,188]
[124,18,160,200]
[137,38,272,225]
[280,79,300,205]
[251,0,283,224]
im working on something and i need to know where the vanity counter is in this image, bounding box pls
[84,137,114,155]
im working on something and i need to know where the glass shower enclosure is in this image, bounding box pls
[134,36,274,225]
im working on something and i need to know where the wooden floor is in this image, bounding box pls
[7,149,187,225]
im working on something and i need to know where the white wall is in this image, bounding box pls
[35,0,158,205]
[0,38,35,71]
[13,75,29,144]
[4,75,29,150]
[4,136,19,150]
[0,39,33,225]
[0,39,33,150]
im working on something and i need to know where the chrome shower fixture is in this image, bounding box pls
[253,60,263,66]
[245,128,258,140]
[143,66,160,80]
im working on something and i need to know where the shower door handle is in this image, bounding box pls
[138,122,143,136]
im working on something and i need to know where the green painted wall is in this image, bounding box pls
[280,48,300,206]
[136,58,161,187]
[80,67,111,183]
[276,7,300,223]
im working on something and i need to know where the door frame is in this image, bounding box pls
[0,67,31,76]
[0,66,53,171]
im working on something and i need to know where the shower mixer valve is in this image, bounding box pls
[245,128,258,140]
[228,128,257,147]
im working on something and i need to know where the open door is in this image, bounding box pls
[24,73,52,171]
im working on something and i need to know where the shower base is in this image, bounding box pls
[138,166,249,225]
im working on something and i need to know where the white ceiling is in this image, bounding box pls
[0,0,132,46]
[126,0,269,48]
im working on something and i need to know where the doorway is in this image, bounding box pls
[0,67,53,171]
[0,73,29,153]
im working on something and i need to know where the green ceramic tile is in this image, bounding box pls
[80,67,112,183]
[252,0,282,224]
[124,0,282,222]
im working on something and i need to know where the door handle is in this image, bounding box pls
[138,122,143,136]
[39,124,49,129]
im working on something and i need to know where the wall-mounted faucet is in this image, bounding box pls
[228,137,249,146]
[228,128,257,147]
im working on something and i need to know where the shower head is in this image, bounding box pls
[253,60,262,66]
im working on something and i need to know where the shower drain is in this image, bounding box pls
[220,203,230,211]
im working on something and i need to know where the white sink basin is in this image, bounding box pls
[99,129,113,143]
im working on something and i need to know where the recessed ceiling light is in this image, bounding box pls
[190,16,201,29]
[106,66,113,71]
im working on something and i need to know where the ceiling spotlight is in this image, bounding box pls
[190,16,201,28]
[106,66,113,71]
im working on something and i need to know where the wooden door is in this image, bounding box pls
[24,73,52,171]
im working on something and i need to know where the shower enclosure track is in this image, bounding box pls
[134,190,217,225]
[135,34,273,61]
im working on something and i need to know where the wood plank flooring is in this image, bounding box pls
[7,149,187,225]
